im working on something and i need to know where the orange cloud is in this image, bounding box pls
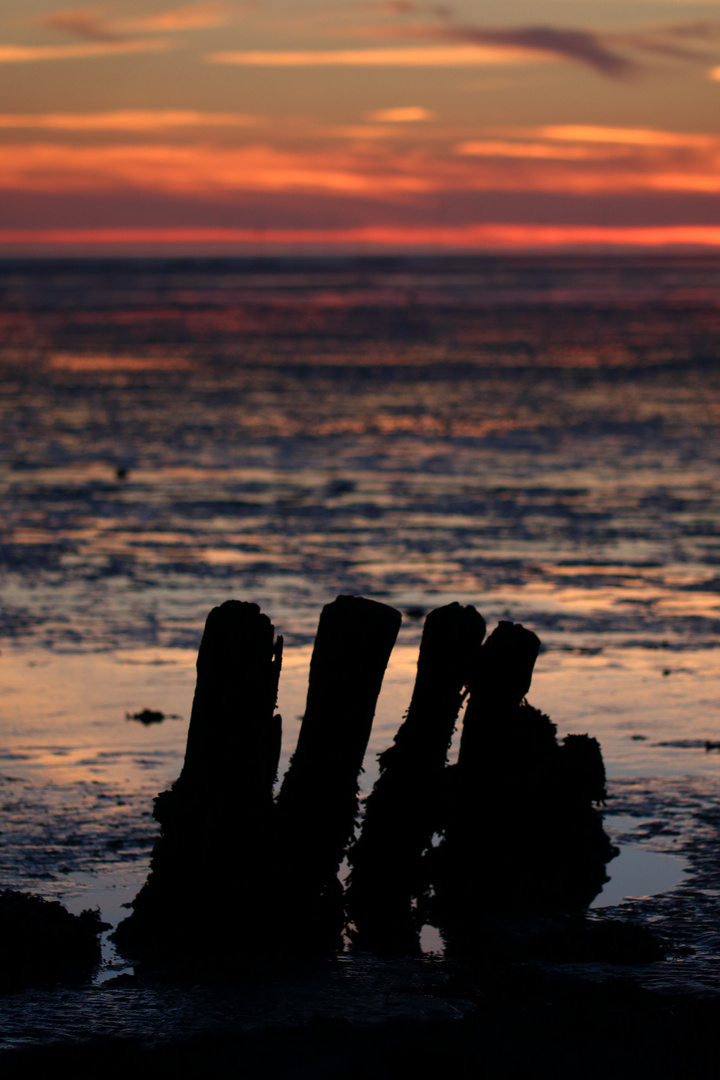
[644,173,720,194]
[122,2,236,33]
[3,225,720,249]
[208,44,550,66]
[534,125,716,148]
[709,65,720,79]
[0,144,437,195]
[0,110,258,130]
[328,126,395,139]
[0,39,170,62]
[365,107,433,122]
[2,126,720,198]
[367,2,453,17]
[41,2,235,40]
[453,124,720,187]
[456,140,622,161]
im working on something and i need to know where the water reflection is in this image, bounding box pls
[591,843,688,909]
[1,260,720,655]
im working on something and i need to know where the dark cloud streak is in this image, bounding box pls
[358,10,720,78]
[41,11,121,43]
[447,26,634,77]
[371,1,453,18]
[362,21,635,76]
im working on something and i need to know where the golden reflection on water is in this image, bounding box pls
[49,355,192,372]
[2,641,720,797]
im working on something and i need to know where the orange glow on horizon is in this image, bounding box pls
[4,225,720,249]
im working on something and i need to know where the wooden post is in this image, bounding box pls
[432,620,616,954]
[431,620,544,945]
[276,595,402,954]
[114,600,283,968]
[346,603,486,954]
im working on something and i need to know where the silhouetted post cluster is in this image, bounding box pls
[115,596,615,970]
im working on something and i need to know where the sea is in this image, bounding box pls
[1,254,720,1002]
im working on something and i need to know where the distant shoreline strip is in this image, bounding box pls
[2,226,720,250]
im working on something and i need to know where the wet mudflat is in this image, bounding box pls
[2,256,720,1072]
[3,653,720,1075]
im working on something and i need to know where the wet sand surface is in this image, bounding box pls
[1,256,720,1070]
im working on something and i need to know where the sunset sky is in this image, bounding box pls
[2,0,720,253]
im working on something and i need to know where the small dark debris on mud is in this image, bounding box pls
[126,709,180,725]
[655,739,720,753]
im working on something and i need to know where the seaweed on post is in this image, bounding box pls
[275,595,402,955]
[428,620,618,957]
[346,602,486,955]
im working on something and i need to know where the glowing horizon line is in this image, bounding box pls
[3,225,720,250]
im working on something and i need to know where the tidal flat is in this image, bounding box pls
[1,255,720,1073]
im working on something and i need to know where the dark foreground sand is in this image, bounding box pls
[2,960,720,1079]
[3,776,720,1077]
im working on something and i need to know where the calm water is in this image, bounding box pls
[1,254,719,939]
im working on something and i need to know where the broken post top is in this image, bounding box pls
[182,599,283,789]
[196,600,275,674]
[458,620,542,766]
[473,620,541,708]
[385,602,485,765]
[409,603,486,711]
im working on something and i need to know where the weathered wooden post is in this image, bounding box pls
[430,620,616,955]
[346,603,486,954]
[275,595,402,954]
[114,600,283,968]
